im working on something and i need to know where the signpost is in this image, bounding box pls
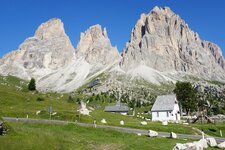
[49,105,52,119]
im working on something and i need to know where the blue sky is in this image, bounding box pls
[0,0,225,57]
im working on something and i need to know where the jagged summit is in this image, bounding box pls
[120,6,225,81]
[0,18,75,79]
[35,18,66,39]
[76,24,120,65]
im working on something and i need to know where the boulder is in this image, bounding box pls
[148,130,158,137]
[183,123,189,125]
[52,112,57,116]
[140,121,147,125]
[79,101,90,115]
[101,119,107,124]
[173,142,203,150]
[120,120,124,125]
[191,142,204,150]
[197,139,208,148]
[217,141,225,149]
[36,110,41,115]
[170,132,177,139]
[206,138,217,147]
[173,143,187,150]
[162,121,168,126]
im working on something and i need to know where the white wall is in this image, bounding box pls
[152,104,180,121]
[152,111,170,121]
[172,103,180,120]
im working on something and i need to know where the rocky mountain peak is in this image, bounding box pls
[35,18,65,40]
[121,6,225,81]
[80,24,108,39]
[0,18,75,79]
[76,24,120,65]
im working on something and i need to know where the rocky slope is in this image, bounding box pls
[37,24,120,92]
[120,6,225,81]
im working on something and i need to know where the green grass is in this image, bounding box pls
[193,122,225,138]
[0,75,195,135]
[0,122,197,150]
[77,106,196,135]
[0,75,224,139]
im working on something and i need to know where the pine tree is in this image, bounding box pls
[28,78,36,91]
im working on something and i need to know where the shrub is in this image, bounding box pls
[67,96,74,103]
[28,78,36,91]
[36,97,44,101]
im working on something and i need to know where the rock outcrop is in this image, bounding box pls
[76,24,120,66]
[0,18,75,79]
[121,6,225,81]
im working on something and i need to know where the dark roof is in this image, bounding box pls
[104,102,129,112]
[151,94,177,111]
[87,79,100,88]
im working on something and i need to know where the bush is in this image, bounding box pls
[28,78,36,91]
[67,96,74,103]
[36,97,44,101]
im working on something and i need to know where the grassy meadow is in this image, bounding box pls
[0,74,225,149]
[0,122,219,150]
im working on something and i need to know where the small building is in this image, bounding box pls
[151,94,180,121]
[87,79,100,88]
[104,101,129,115]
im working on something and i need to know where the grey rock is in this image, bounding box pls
[148,130,158,137]
[76,24,120,65]
[120,6,225,81]
[206,138,217,147]
[173,142,203,150]
[197,139,208,148]
[170,132,177,139]
[0,18,75,80]
[217,141,225,149]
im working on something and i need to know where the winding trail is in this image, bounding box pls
[2,117,225,143]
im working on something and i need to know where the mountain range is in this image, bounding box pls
[0,6,224,93]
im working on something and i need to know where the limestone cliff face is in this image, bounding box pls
[0,19,121,92]
[0,18,75,79]
[121,6,225,80]
[76,24,120,65]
